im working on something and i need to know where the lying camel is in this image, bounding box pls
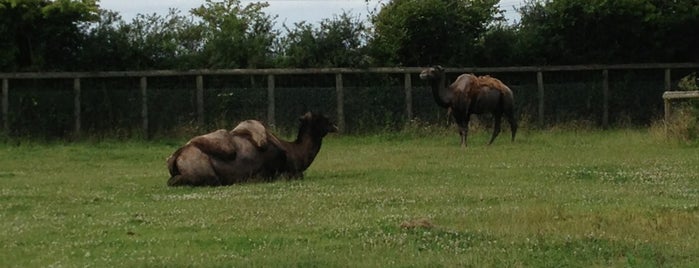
[166,112,337,186]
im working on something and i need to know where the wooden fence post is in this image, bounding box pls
[2,78,8,132]
[404,73,413,121]
[196,75,204,126]
[602,69,609,128]
[140,77,148,138]
[664,98,671,136]
[663,69,671,136]
[335,73,345,133]
[537,71,544,127]
[267,74,276,127]
[73,78,81,136]
[2,79,8,132]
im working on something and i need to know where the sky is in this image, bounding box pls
[99,0,525,26]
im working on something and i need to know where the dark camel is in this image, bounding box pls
[166,112,337,186]
[420,66,517,147]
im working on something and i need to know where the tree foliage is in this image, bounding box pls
[191,0,278,68]
[517,0,699,64]
[277,12,368,67]
[369,0,502,66]
[0,0,698,72]
[79,9,204,71]
[0,0,99,70]
[475,23,521,66]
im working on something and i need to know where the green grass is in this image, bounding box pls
[1,128,698,267]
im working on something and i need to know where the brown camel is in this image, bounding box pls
[166,112,338,186]
[420,65,517,147]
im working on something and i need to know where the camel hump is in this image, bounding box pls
[232,120,268,148]
[451,73,477,94]
[185,129,237,158]
[476,75,513,96]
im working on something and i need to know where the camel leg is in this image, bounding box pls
[489,114,502,145]
[167,174,221,187]
[167,175,186,186]
[458,117,470,148]
[168,145,222,187]
[285,172,304,180]
[507,114,518,142]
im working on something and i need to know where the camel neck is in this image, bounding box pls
[289,127,323,171]
[430,74,451,108]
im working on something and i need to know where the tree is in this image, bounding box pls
[276,12,369,68]
[124,9,204,69]
[369,0,502,66]
[516,0,699,64]
[78,10,131,70]
[80,8,205,71]
[649,0,699,62]
[475,23,521,66]
[191,0,278,68]
[0,0,99,71]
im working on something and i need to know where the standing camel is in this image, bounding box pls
[166,112,337,186]
[420,65,517,147]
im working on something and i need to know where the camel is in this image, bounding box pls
[166,112,338,186]
[419,65,517,147]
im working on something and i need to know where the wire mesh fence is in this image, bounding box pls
[1,64,697,138]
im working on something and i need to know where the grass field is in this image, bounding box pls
[1,128,698,267]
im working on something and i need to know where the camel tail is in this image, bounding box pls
[501,91,518,142]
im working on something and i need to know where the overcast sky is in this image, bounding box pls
[99,0,524,26]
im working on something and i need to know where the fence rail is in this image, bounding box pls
[2,63,699,137]
[2,63,699,79]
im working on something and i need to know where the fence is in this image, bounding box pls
[663,90,699,134]
[1,63,698,138]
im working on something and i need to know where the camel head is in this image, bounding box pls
[420,65,451,108]
[299,112,338,137]
[419,65,444,80]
